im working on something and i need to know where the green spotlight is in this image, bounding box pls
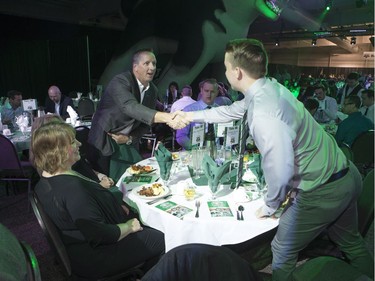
[326,6,330,11]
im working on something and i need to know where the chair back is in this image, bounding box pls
[351,130,374,168]
[75,125,90,158]
[20,240,42,281]
[357,169,374,236]
[0,134,23,170]
[77,98,95,120]
[29,192,72,277]
[339,143,353,162]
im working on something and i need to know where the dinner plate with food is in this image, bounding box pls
[132,183,170,200]
[127,164,156,175]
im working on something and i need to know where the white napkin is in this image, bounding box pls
[66,106,78,124]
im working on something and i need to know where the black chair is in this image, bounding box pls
[75,125,90,158]
[142,243,262,281]
[0,134,36,210]
[339,143,353,162]
[20,240,42,281]
[77,97,95,121]
[30,192,144,281]
[351,130,374,175]
[357,169,374,236]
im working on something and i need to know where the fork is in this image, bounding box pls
[195,200,201,218]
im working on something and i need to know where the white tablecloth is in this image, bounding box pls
[116,156,279,251]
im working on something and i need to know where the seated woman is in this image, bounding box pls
[31,122,165,279]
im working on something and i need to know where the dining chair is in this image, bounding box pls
[20,240,42,281]
[30,192,144,281]
[351,130,374,175]
[339,143,353,162]
[0,134,36,210]
[75,125,90,158]
[77,97,95,121]
[357,169,374,237]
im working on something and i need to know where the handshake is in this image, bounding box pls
[165,111,193,130]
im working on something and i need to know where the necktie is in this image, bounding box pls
[236,111,248,188]
[364,107,369,116]
[206,106,215,141]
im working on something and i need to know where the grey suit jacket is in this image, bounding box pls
[89,71,158,156]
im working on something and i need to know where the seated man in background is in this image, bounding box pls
[313,84,338,123]
[1,90,28,130]
[176,78,219,150]
[337,72,364,107]
[335,95,374,147]
[44,85,76,120]
[170,85,195,113]
[360,89,374,124]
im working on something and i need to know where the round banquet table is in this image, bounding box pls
[116,153,279,252]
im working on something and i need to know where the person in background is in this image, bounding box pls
[32,122,165,279]
[360,89,374,124]
[170,85,195,113]
[176,38,373,281]
[166,81,180,105]
[88,48,186,181]
[176,78,219,150]
[337,72,364,107]
[313,83,338,123]
[44,85,76,120]
[335,96,374,147]
[303,98,319,116]
[1,90,28,130]
[214,82,233,106]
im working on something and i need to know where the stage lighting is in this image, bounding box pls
[312,38,317,46]
[350,37,357,45]
[275,39,280,46]
[325,0,333,11]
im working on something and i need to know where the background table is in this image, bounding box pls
[117,156,279,251]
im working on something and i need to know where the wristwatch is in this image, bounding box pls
[126,136,133,145]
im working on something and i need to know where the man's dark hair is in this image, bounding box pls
[132,48,154,64]
[304,98,319,111]
[7,90,22,100]
[345,95,361,108]
[347,72,359,80]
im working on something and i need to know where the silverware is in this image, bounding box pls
[238,205,244,220]
[195,200,201,218]
[147,194,172,205]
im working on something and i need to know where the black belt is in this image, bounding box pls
[325,167,349,184]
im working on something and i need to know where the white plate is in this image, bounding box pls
[126,165,157,175]
[132,185,170,200]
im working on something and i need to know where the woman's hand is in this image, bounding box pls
[117,218,143,241]
[99,176,114,188]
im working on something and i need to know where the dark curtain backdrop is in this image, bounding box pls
[0,37,89,107]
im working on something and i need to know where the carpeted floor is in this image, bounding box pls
[1,182,373,281]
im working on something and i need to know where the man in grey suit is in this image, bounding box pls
[88,48,185,181]
[176,39,373,281]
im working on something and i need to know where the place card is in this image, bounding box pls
[156,201,193,219]
[191,124,204,147]
[217,121,234,137]
[207,201,234,217]
[225,126,239,146]
[22,99,37,111]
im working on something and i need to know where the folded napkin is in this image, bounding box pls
[155,143,173,181]
[202,154,231,193]
[67,105,78,124]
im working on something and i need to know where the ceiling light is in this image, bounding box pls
[325,0,333,11]
[312,38,317,46]
[350,37,357,45]
[275,39,280,46]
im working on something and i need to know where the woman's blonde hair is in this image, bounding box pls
[31,122,76,174]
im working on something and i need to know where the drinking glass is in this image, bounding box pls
[191,147,200,178]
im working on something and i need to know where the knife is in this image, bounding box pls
[147,194,172,205]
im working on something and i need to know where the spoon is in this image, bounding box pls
[195,200,201,218]
[238,205,244,220]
